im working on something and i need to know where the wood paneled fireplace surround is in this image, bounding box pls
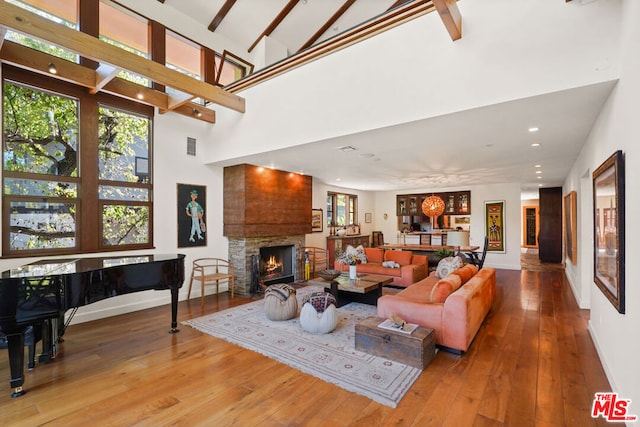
[224,164,312,295]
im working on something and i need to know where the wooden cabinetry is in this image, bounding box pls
[326,235,370,265]
[397,191,471,217]
[522,206,539,248]
[538,187,562,263]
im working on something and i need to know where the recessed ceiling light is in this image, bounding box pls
[538,183,543,186]
[336,178,341,182]
[535,164,542,168]
[536,170,542,174]
[531,142,541,147]
[528,127,539,132]
[537,176,542,179]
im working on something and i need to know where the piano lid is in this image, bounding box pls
[2,254,185,279]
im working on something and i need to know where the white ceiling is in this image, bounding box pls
[214,81,616,198]
[157,0,617,198]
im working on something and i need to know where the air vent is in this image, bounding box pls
[187,137,196,156]
[337,145,357,152]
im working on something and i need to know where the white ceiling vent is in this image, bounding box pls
[337,145,357,152]
[187,137,196,156]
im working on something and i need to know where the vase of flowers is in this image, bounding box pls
[336,247,364,280]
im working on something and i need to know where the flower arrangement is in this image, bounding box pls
[336,245,367,265]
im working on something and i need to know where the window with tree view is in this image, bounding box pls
[2,71,153,256]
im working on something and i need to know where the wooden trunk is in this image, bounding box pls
[355,316,435,369]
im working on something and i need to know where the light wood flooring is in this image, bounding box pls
[0,268,611,426]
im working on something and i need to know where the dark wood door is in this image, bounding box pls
[538,187,563,263]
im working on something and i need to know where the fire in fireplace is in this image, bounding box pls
[258,245,295,287]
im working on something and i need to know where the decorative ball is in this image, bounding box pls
[264,283,298,321]
[299,292,338,334]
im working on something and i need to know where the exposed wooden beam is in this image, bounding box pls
[298,0,356,52]
[0,27,6,50]
[388,0,411,10]
[0,41,215,123]
[208,0,237,32]
[0,1,245,113]
[165,91,196,111]
[432,0,462,40]
[248,0,299,53]
[229,0,437,93]
[90,63,120,94]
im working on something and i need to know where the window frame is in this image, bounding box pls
[327,191,358,227]
[2,65,154,258]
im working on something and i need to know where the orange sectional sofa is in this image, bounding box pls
[376,264,496,353]
[334,247,428,288]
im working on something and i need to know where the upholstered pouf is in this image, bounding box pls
[299,292,338,334]
[264,284,298,321]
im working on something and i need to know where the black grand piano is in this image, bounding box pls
[0,253,185,397]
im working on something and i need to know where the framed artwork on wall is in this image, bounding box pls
[311,209,323,233]
[593,150,625,314]
[365,212,372,223]
[564,191,577,265]
[485,200,505,253]
[177,183,207,247]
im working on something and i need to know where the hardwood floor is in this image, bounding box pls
[0,268,612,426]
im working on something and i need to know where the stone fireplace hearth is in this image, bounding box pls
[229,235,305,295]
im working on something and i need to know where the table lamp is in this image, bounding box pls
[447,230,469,257]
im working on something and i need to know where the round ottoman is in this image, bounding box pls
[264,284,298,321]
[299,292,338,334]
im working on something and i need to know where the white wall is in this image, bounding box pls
[563,0,640,416]
[208,0,621,164]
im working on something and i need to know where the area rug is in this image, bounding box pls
[182,286,422,407]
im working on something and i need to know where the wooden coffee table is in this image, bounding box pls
[307,273,392,307]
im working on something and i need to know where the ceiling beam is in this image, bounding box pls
[0,40,215,123]
[90,63,120,94]
[432,0,462,40]
[0,1,245,113]
[208,0,237,32]
[298,0,356,52]
[229,0,438,93]
[248,0,299,53]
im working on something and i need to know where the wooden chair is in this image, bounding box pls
[372,231,384,248]
[465,236,489,269]
[188,258,234,305]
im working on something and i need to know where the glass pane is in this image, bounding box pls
[3,82,79,176]
[99,0,150,86]
[9,200,76,251]
[6,0,78,61]
[166,30,202,79]
[326,194,333,226]
[4,178,77,198]
[99,185,149,201]
[336,194,347,226]
[102,204,149,246]
[98,106,150,183]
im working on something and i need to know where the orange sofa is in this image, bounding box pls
[334,247,428,288]
[376,264,496,353]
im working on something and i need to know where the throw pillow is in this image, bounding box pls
[384,250,413,266]
[429,275,463,303]
[436,256,464,279]
[364,247,384,264]
[450,264,478,284]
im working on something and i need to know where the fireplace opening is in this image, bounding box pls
[259,245,295,287]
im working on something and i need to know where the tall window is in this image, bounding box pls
[2,68,153,256]
[327,192,357,227]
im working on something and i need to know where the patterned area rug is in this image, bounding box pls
[182,286,422,407]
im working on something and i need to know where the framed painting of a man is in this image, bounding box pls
[177,183,207,247]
